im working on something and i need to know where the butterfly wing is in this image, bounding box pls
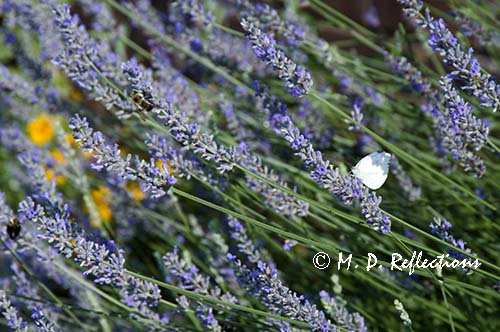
[353,152,391,190]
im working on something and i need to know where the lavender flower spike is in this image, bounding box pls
[430,216,479,264]
[163,247,237,332]
[31,306,59,332]
[69,114,176,199]
[18,198,165,324]
[123,61,309,217]
[254,83,390,233]
[385,53,488,177]
[231,0,305,46]
[228,257,336,331]
[438,76,488,177]
[398,1,500,112]
[227,216,262,264]
[319,291,367,332]
[0,290,28,332]
[51,3,135,117]
[241,18,313,97]
[452,12,500,47]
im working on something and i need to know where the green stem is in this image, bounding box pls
[440,281,457,332]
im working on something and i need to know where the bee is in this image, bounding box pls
[129,89,155,113]
[6,217,21,240]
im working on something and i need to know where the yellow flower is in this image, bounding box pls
[27,114,55,145]
[44,169,66,185]
[91,186,113,224]
[96,204,112,223]
[126,181,145,201]
[66,134,93,159]
[155,160,174,174]
[83,151,93,160]
[50,150,66,165]
[65,134,78,147]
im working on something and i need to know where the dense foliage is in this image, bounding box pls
[0,0,499,331]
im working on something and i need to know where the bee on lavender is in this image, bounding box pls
[129,89,155,113]
[6,217,21,240]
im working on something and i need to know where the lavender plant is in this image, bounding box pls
[385,53,489,177]
[0,0,499,331]
[0,290,28,332]
[397,0,500,112]
[241,18,313,98]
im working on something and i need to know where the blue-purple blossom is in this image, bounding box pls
[0,30,51,82]
[319,291,367,332]
[123,61,309,217]
[241,18,313,97]
[384,53,432,94]
[437,77,488,177]
[163,247,237,331]
[450,12,500,47]
[386,54,488,177]
[9,265,64,332]
[204,30,266,74]
[0,0,498,330]
[0,290,28,332]
[227,256,335,331]
[430,216,479,264]
[69,115,176,199]
[364,5,380,28]
[51,4,135,117]
[227,216,262,264]
[0,63,50,113]
[18,197,165,323]
[254,82,390,233]
[230,0,305,46]
[31,306,59,332]
[349,97,364,131]
[151,55,210,124]
[169,0,214,29]
[283,239,297,251]
[1,0,62,61]
[76,0,118,33]
[122,60,237,173]
[398,1,500,111]
[241,149,310,218]
[398,0,423,18]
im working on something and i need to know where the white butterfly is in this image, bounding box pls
[352,151,391,190]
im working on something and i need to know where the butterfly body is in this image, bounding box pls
[353,151,391,190]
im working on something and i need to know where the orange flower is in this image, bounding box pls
[27,114,54,145]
